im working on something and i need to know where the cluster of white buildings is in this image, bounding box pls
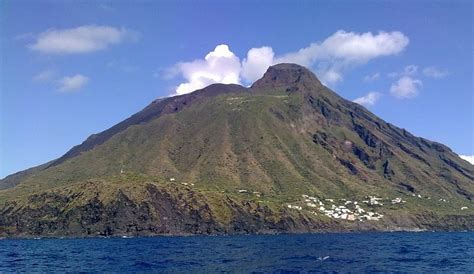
[285,195,388,222]
[303,195,324,208]
[320,203,357,221]
[286,192,471,220]
[319,198,384,221]
[362,196,383,206]
[287,204,302,210]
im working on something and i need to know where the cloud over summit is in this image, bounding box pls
[169,30,409,95]
[241,47,275,83]
[276,30,408,64]
[173,44,241,95]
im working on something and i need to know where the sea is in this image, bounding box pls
[0,232,473,272]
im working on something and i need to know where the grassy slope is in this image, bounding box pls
[1,91,472,221]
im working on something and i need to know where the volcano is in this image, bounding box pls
[1,63,472,237]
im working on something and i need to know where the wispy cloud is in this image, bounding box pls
[57,74,89,92]
[363,72,380,82]
[390,76,422,98]
[423,66,449,78]
[388,65,418,78]
[353,92,382,107]
[459,155,474,165]
[33,69,57,82]
[29,25,138,54]
[168,30,409,95]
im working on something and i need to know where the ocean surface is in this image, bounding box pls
[1,232,473,272]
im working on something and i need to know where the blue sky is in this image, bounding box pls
[1,0,473,178]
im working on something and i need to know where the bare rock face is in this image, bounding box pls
[0,182,341,237]
[251,63,322,90]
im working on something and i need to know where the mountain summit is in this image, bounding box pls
[252,63,322,89]
[0,64,472,237]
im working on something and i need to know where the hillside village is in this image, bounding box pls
[287,194,391,221]
[284,193,468,221]
[168,177,469,221]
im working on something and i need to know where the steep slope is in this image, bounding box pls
[0,64,472,237]
[0,83,248,190]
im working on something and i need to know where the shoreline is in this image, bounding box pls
[2,227,473,240]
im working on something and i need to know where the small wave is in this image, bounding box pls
[317,256,330,261]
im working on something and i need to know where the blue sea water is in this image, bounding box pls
[0,232,473,272]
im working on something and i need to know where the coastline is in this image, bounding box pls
[3,226,473,240]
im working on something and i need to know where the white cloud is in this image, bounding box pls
[459,155,474,165]
[388,65,418,78]
[57,74,89,92]
[169,30,409,94]
[33,70,57,82]
[274,30,409,84]
[320,70,343,85]
[29,25,138,54]
[390,76,422,98]
[241,47,275,83]
[353,92,382,107]
[403,65,418,75]
[387,72,399,78]
[173,44,241,95]
[363,72,380,82]
[278,30,408,63]
[423,66,449,78]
